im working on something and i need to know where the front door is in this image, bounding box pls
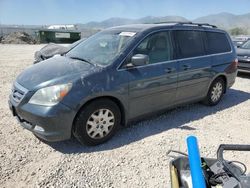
[124,31,178,119]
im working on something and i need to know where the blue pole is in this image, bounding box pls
[186,136,206,188]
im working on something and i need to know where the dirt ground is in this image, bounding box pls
[0,44,250,188]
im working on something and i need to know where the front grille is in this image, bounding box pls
[11,82,28,103]
[238,56,250,63]
[238,61,250,68]
[238,59,250,63]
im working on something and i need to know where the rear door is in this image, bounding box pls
[174,29,212,103]
[124,31,178,119]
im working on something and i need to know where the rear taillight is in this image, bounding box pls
[233,58,238,68]
[225,59,238,73]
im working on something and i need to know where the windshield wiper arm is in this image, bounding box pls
[69,56,96,66]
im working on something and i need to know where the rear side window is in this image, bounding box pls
[206,32,231,54]
[175,30,205,58]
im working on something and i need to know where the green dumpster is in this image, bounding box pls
[37,29,81,43]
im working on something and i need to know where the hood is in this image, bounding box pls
[236,48,250,57]
[17,56,95,90]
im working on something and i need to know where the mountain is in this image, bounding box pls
[137,16,188,24]
[194,12,250,30]
[78,16,188,29]
[84,17,135,28]
[75,13,250,34]
[2,12,250,35]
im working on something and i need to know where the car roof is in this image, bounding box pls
[106,23,225,33]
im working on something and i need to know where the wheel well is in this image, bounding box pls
[214,75,227,93]
[72,96,126,133]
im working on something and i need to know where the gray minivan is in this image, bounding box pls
[9,22,238,145]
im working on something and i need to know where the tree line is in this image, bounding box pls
[229,27,249,36]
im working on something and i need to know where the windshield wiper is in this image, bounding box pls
[68,56,97,66]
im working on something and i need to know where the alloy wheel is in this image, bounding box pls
[211,82,223,102]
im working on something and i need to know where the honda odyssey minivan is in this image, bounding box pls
[9,22,238,145]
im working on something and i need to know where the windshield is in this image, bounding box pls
[241,40,250,49]
[66,31,136,65]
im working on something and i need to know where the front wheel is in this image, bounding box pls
[73,99,121,146]
[203,77,226,106]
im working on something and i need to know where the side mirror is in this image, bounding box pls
[127,54,149,67]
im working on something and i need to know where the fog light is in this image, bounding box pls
[34,125,44,132]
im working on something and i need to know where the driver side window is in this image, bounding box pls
[134,31,174,64]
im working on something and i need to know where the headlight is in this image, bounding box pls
[29,83,72,106]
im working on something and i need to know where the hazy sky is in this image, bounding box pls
[1,0,250,25]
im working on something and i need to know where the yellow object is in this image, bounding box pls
[171,165,179,188]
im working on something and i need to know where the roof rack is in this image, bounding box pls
[154,21,217,28]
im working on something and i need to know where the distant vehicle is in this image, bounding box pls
[237,40,250,73]
[34,39,83,63]
[232,36,250,48]
[9,22,238,145]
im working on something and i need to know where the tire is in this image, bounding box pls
[203,77,226,106]
[73,99,121,146]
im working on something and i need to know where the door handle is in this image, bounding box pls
[164,67,175,73]
[182,64,191,70]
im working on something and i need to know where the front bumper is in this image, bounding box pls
[238,58,250,73]
[9,95,75,142]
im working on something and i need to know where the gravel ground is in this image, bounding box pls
[0,44,250,188]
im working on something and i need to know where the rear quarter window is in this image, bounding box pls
[206,32,231,54]
[175,30,205,58]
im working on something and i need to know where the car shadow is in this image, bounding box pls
[46,88,250,154]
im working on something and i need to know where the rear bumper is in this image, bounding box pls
[226,70,238,88]
[8,98,75,142]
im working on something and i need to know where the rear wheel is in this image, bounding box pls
[73,99,121,146]
[203,77,226,106]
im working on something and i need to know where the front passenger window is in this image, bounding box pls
[133,32,173,64]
